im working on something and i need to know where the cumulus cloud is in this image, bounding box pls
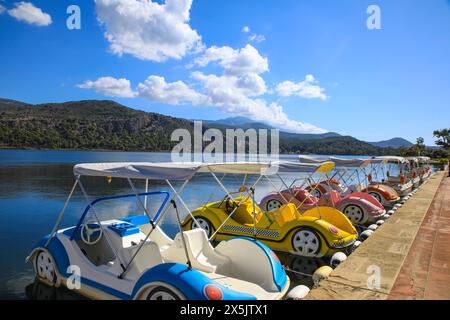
[194,44,269,76]
[78,77,136,98]
[137,75,209,105]
[95,0,202,62]
[78,35,327,133]
[275,74,328,100]
[242,25,250,33]
[7,2,52,26]
[191,71,325,133]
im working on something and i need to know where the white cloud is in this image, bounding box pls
[0,5,6,14]
[7,2,52,26]
[137,75,209,105]
[194,44,269,76]
[95,0,202,62]
[78,77,136,98]
[275,74,328,100]
[249,33,265,43]
[78,40,327,134]
[242,25,250,33]
[191,71,325,133]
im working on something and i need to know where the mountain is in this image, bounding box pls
[0,98,399,155]
[205,117,342,140]
[368,137,413,148]
[0,98,31,109]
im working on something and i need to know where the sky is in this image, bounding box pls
[0,0,449,145]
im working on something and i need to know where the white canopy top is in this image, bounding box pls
[73,160,337,180]
[298,155,370,168]
[373,156,408,164]
[270,161,335,174]
[73,162,269,180]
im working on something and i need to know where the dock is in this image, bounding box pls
[305,170,449,300]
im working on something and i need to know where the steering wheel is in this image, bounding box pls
[80,221,103,245]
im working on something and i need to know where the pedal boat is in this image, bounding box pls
[183,161,358,258]
[27,162,295,300]
[298,156,400,209]
[372,156,414,197]
[405,157,422,189]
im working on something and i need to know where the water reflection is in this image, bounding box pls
[25,280,88,300]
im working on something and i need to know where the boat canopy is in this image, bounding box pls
[73,161,336,180]
[271,161,335,174]
[73,162,269,180]
[298,155,370,168]
[373,156,408,164]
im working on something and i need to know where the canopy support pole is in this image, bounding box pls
[126,178,155,229]
[208,170,263,241]
[45,176,80,248]
[164,179,198,228]
[77,179,126,273]
[144,179,149,211]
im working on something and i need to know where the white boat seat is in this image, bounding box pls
[111,241,163,279]
[161,229,230,274]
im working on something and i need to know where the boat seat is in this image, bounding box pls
[233,201,263,226]
[274,203,298,227]
[161,229,230,274]
[112,241,163,278]
[328,190,342,204]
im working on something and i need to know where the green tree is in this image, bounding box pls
[433,129,450,176]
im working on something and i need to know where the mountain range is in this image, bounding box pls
[206,116,413,147]
[0,98,403,155]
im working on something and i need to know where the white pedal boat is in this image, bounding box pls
[27,162,295,300]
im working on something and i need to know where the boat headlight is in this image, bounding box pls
[204,284,223,300]
[329,226,339,234]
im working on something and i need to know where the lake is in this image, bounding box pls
[0,149,379,299]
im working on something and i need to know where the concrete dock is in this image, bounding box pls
[306,170,448,300]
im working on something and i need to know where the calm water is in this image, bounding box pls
[0,150,374,299]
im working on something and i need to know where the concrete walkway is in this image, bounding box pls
[305,171,446,300]
[389,173,450,299]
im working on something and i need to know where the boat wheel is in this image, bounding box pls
[292,229,321,257]
[266,199,283,212]
[36,251,57,285]
[343,204,364,224]
[369,192,382,203]
[309,189,322,198]
[191,217,212,238]
[147,286,181,300]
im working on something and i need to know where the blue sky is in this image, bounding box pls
[0,0,449,145]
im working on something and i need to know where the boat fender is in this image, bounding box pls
[376,220,384,226]
[330,252,347,268]
[368,224,378,231]
[359,230,374,241]
[286,285,310,300]
[312,266,333,286]
[351,240,362,251]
